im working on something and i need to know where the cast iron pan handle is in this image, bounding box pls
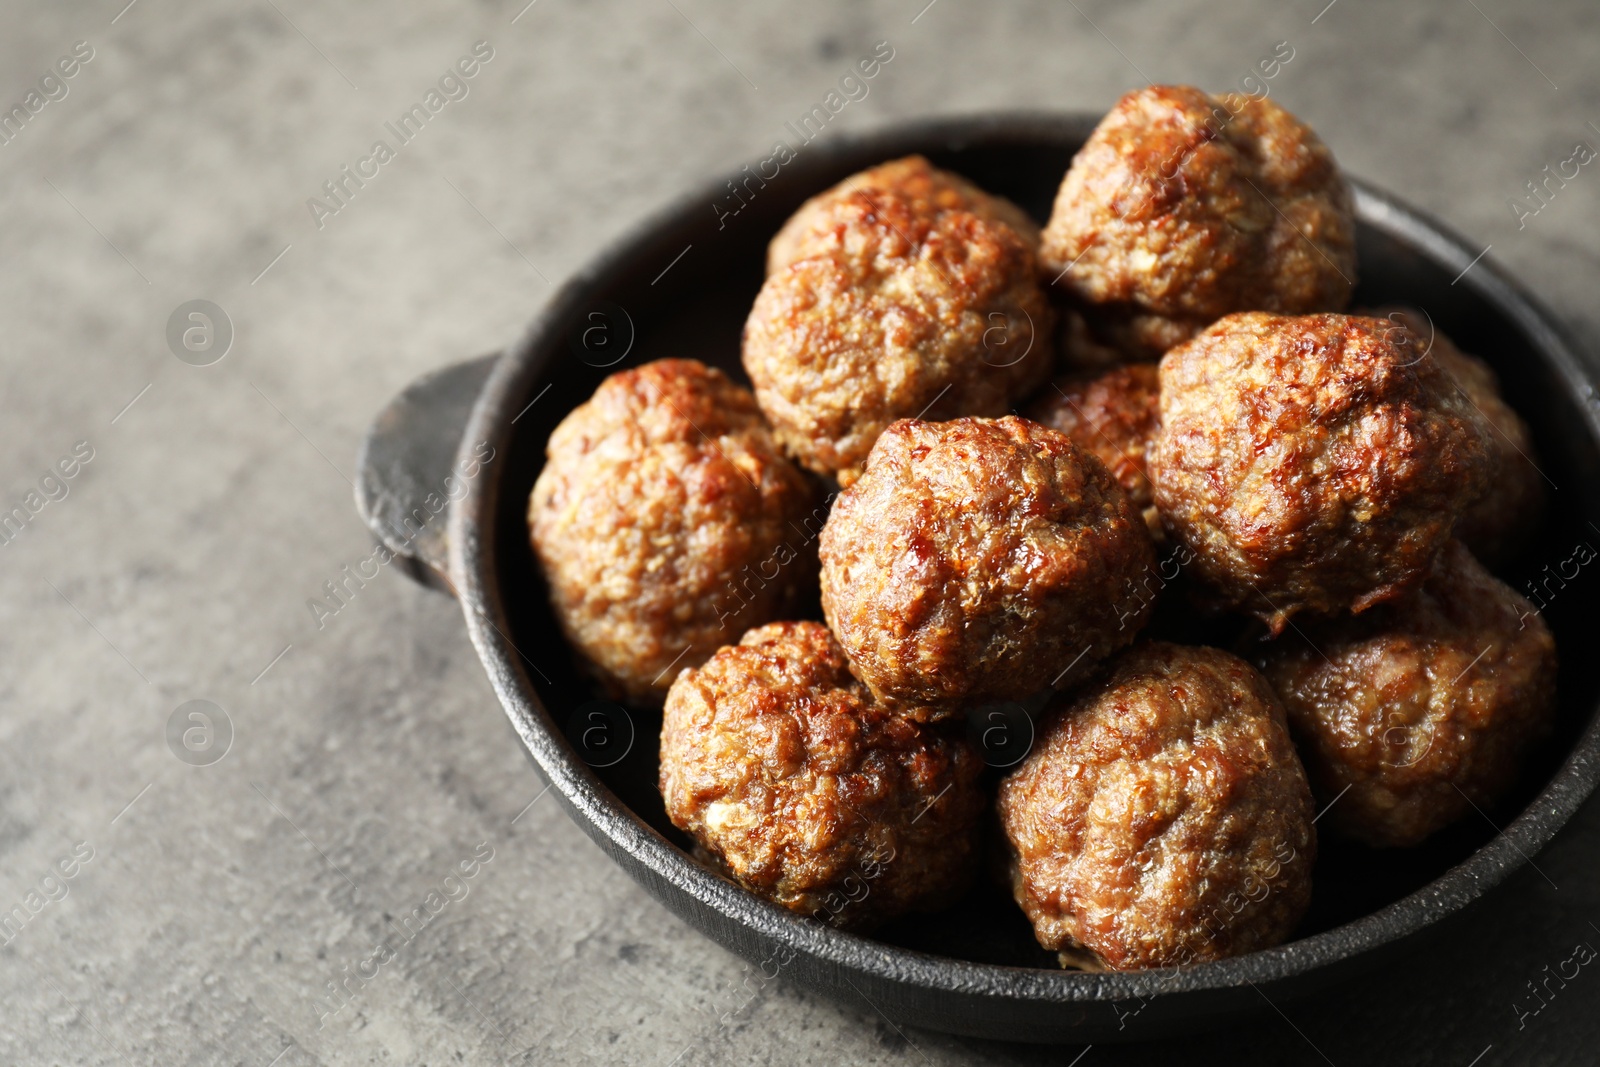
[354,355,498,595]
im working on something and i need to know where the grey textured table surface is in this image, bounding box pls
[3,1,1599,1064]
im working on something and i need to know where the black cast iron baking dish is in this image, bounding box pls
[354,112,1600,1043]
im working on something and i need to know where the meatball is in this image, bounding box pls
[1150,312,1495,631]
[1370,307,1547,565]
[767,154,1042,274]
[529,359,820,706]
[819,416,1156,719]
[1041,85,1357,362]
[1025,362,1162,538]
[998,642,1316,970]
[1253,540,1558,848]
[743,156,1054,485]
[659,621,986,931]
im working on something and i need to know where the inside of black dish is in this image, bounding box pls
[491,123,1600,971]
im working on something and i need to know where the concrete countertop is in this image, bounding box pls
[2,1,1597,1063]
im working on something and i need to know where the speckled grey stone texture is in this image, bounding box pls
[2,1,1599,1063]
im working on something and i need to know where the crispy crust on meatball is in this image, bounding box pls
[1253,540,1558,848]
[998,642,1316,970]
[659,621,986,930]
[743,157,1055,485]
[767,154,1043,274]
[1369,307,1547,565]
[1150,312,1495,631]
[1026,362,1162,538]
[819,416,1156,719]
[529,359,820,706]
[1041,86,1357,361]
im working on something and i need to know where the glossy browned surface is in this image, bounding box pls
[766,154,1042,273]
[819,415,1155,719]
[1370,307,1547,565]
[658,621,986,931]
[743,156,1054,486]
[528,359,820,706]
[1026,362,1162,537]
[1150,312,1494,631]
[1040,85,1357,361]
[998,642,1317,971]
[1254,540,1558,848]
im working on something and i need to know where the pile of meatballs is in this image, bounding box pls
[528,86,1558,972]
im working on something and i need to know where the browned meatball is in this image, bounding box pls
[1041,86,1357,362]
[819,416,1156,719]
[744,156,1054,485]
[1254,540,1557,848]
[529,359,819,706]
[1150,312,1495,631]
[767,154,1042,274]
[1026,362,1161,538]
[998,642,1316,970]
[659,621,986,931]
[1370,307,1547,565]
